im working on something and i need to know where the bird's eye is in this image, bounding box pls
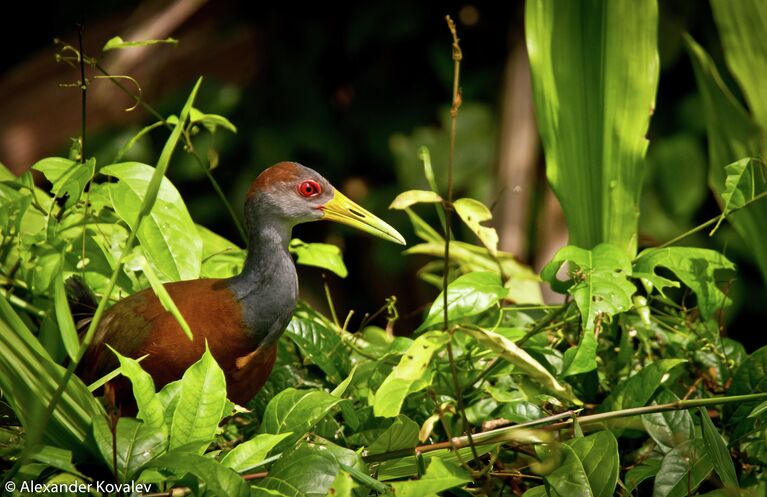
[297,180,322,197]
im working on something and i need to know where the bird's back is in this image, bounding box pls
[80,278,277,406]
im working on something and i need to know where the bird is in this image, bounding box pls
[77,161,405,409]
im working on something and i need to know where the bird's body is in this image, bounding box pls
[78,162,404,408]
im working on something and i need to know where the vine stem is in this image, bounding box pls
[659,189,767,248]
[440,15,479,464]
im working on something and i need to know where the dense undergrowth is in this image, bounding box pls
[2,2,767,496]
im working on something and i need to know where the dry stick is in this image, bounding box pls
[440,15,479,465]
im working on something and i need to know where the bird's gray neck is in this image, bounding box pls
[227,212,298,347]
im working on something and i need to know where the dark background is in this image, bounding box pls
[2,1,763,348]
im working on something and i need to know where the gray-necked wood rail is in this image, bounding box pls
[78,161,405,408]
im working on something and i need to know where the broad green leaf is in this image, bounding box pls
[110,348,164,429]
[526,0,658,256]
[289,239,348,278]
[710,158,764,235]
[32,157,94,208]
[633,247,735,320]
[453,197,498,255]
[258,443,366,497]
[542,244,636,375]
[325,471,356,497]
[709,0,767,130]
[416,272,508,332]
[537,443,594,497]
[652,439,713,497]
[372,331,449,417]
[641,389,695,453]
[748,400,767,418]
[460,326,579,404]
[625,459,661,494]
[260,388,342,449]
[169,346,227,453]
[389,189,443,210]
[198,224,245,278]
[101,161,203,281]
[685,35,767,285]
[699,407,739,489]
[92,416,167,481]
[599,359,686,414]
[389,458,470,497]
[102,35,178,51]
[27,445,82,477]
[366,414,419,456]
[145,452,249,497]
[566,431,619,497]
[285,304,351,384]
[220,433,293,473]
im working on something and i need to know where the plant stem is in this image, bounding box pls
[440,15,479,464]
[659,190,767,248]
[363,392,767,462]
[78,24,87,163]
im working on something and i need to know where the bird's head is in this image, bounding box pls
[245,162,405,245]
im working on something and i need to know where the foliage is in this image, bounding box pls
[1,3,767,497]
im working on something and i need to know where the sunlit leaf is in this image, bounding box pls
[32,157,94,208]
[260,388,342,450]
[103,35,178,51]
[389,458,470,497]
[566,431,619,497]
[453,197,499,256]
[526,0,659,255]
[92,416,167,481]
[145,452,249,497]
[289,239,348,278]
[220,433,293,473]
[366,414,419,456]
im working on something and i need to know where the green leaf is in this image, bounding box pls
[566,431,619,497]
[102,35,178,51]
[416,272,508,332]
[92,416,167,481]
[710,158,764,235]
[389,189,443,210]
[32,157,94,208]
[641,389,695,453]
[52,268,79,362]
[709,0,767,131]
[652,439,713,497]
[256,442,343,497]
[699,407,739,488]
[376,443,497,481]
[460,326,579,404]
[625,459,661,494]
[169,346,227,453]
[372,331,449,417]
[220,433,293,473]
[633,247,735,320]
[453,197,499,255]
[285,305,351,384]
[389,458,470,497]
[748,399,767,418]
[289,239,348,278]
[101,161,203,281]
[145,452,249,497]
[110,348,165,429]
[542,244,636,375]
[525,0,658,256]
[685,35,767,286]
[728,346,767,441]
[366,414,419,456]
[538,443,594,497]
[189,107,238,134]
[259,388,343,449]
[599,359,686,414]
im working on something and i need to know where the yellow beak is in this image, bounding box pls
[321,189,406,245]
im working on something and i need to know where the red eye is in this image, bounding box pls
[297,179,322,197]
